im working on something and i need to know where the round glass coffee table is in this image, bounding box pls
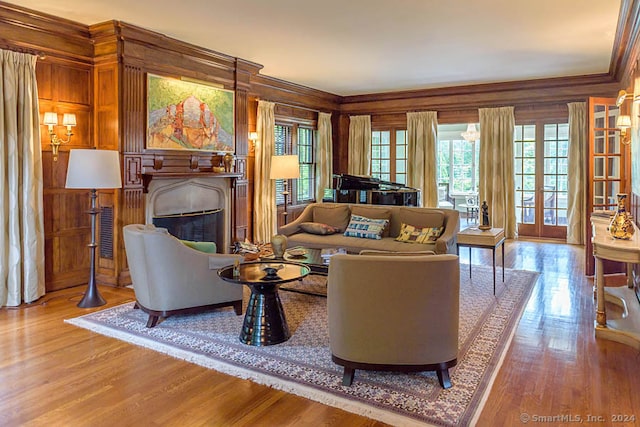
[218,261,310,346]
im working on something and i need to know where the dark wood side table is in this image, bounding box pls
[218,261,310,346]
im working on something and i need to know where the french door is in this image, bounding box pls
[514,122,568,239]
[584,97,628,276]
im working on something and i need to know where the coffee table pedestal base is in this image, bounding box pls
[240,283,290,346]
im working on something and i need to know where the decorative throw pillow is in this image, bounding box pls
[299,222,338,235]
[396,223,444,243]
[351,206,392,237]
[343,214,389,240]
[180,240,217,253]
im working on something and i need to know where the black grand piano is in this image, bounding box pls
[323,174,420,207]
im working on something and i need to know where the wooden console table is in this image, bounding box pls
[591,216,640,350]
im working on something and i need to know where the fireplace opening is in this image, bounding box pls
[153,209,223,251]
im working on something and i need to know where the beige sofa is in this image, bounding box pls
[328,253,460,388]
[278,203,459,254]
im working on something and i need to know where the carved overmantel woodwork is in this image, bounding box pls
[88,20,263,286]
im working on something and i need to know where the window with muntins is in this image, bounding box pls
[437,124,479,194]
[514,122,568,229]
[370,129,407,184]
[274,123,316,205]
[371,125,480,193]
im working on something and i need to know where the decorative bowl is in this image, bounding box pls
[260,263,284,280]
[287,248,307,257]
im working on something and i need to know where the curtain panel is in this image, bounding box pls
[479,106,516,239]
[407,111,438,207]
[567,102,587,245]
[315,112,333,202]
[253,100,276,243]
[1,50,45,307]
[347,115,371,176]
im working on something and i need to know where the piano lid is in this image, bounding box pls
[335,174,416,191]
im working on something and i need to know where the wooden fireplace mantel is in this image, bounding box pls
[142,172,243,193]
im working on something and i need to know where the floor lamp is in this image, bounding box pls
[66,149,122,308]
[270,155,300,225]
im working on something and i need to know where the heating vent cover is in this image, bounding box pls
[100,206,114,259]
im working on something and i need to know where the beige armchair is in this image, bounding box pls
[327,253,460,388]
[123,224,243,328]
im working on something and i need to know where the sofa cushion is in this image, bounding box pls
[398,208,445,230]
[351,206,392,237]
[343,214,389,240]
[286,233,437,254]
[299,222,339,235]
[313,204,351,231]
[396,223,444,244]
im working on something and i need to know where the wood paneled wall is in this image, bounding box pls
[38,59,95,291]
[87,22,263,285]
[2,0,640,290]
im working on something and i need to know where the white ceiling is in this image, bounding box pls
[16,0,621,96]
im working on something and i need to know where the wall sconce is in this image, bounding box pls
[616,90,633,107]
[616,114,632,145]
[249,131,259,146]
[43,112,76,161]
[461,123,480,142]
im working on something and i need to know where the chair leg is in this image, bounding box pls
[437,368,452,389]
[146,315,160,328]
[342,367,355,386]
[233,300,243,315]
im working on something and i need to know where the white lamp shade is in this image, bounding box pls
[270,155,300,179]
[43,112,58,126]
[616,114,632,130]
[62,113,77,127]
[65,149,122,189]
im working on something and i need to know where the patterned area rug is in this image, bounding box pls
[66,264,538,426]
[280,274,328,296]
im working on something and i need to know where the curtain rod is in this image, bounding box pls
[0,41,46,59]
[258,98,331,115]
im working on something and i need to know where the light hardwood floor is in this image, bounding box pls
[1,240,639,426]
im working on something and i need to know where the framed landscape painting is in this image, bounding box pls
[147,74,235,153]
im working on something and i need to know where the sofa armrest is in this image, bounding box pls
[435,210,460,254]
[278,203,316,236]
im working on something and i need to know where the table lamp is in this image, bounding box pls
[66,149,122,308]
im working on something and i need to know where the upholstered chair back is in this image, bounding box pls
[123,224,243,327]
[327,253,460,387]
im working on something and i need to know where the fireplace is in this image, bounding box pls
[145,177,233,252]
[153,209,223,248]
